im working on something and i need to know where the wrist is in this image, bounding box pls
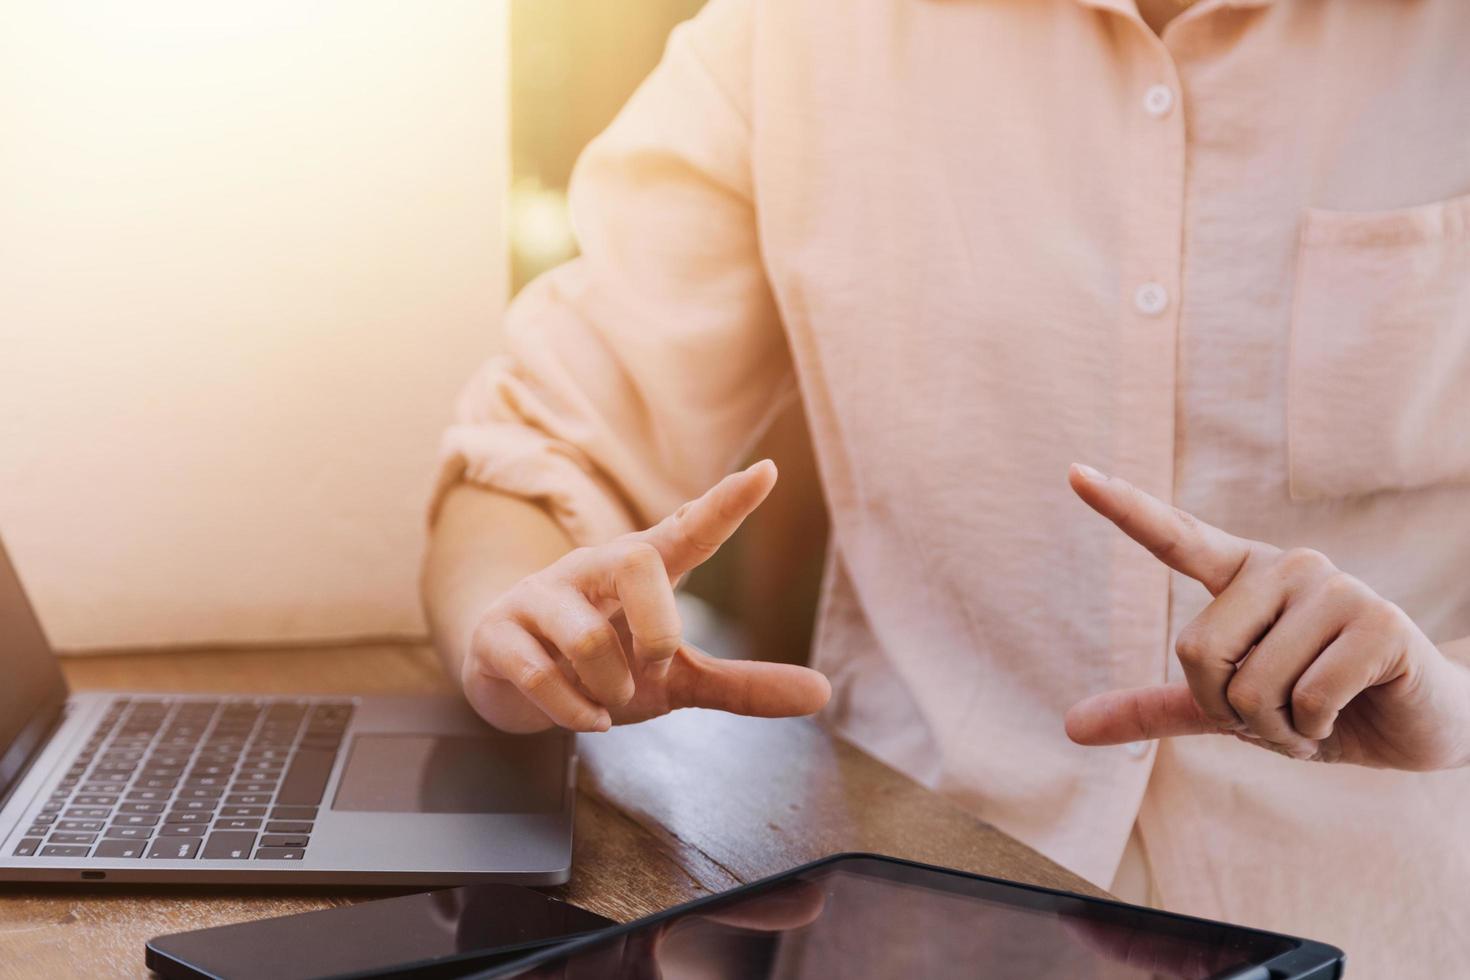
[422,484,574,677]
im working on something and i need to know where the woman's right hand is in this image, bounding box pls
[461,460,831,733]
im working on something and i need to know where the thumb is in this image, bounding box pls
[667,646,832,718]
[1065,682,1221,745]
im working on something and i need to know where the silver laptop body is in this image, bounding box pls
[0,536,574,885]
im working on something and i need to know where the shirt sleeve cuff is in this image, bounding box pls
[428,420,640,547]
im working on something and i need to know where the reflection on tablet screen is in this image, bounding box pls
[505,857,1296,980]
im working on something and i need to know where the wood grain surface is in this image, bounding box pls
[0,644,1103,978]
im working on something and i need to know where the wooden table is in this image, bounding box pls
[0,643,1104,978]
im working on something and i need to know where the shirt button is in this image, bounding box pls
[1143,84,1175,118]
[1133,282,1169,317]
[1126,741,1151,759]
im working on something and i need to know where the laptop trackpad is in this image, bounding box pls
[332,734,563,814]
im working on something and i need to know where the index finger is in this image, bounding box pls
[635,459,778,579]
[1068,463,1255,595]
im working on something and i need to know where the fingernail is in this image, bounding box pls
[1072,463,1107,482]
[594,713,611,733]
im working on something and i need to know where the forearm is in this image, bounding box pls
[421,483,575,686]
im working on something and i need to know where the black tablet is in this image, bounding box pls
[472,853,1344,979]
[145,884,616,980]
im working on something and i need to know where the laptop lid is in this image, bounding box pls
[0,535,69,804]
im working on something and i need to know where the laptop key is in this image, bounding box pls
[164,811,215,826]
[215,818,262,831]
[30,813,57,825]
[119,802,165,815]
[138,777,179,790]
[146,837,202,860]
[113,814,159,827]
[171,799,217,813]
[139,767,184,780]
[219,806,266,818]
[254,847,305,861]
[277,749,334,806]
[202,831,256,860]
[125,789,168,803]
[264,821,313,835]
[25,825,50,836]
[94,839,146,858]
[82,782,124,794]
[57,820,104,832]
[260,834,308,848]
[270,806,317,821]
[226,794,271,806]
[12,838,44,856]
[232,782,277,794]
[104,826,154,839]
[94,762,137,773]
[65,807,110,819]
[160,823,208,837]
[39,845,91,857]
[74,795,118,806]
[49,832,97,845]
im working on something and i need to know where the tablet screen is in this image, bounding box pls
[491,856,1299,979]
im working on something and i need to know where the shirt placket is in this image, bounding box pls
[1109,28,1190,762]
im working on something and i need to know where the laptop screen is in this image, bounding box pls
[0,535,69,801]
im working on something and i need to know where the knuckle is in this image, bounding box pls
[1148,529,1185,563]
[1171,507,1201,534]
[1320,571,1366,605]
[1291,685,1333,724]
[469,616,502,653]
[1174,624,1213,668]
[461,648,493,686]
[1226,680,1267,717]
[548,547,590,577]
[516,664,559,696]
[471,617,517,660]
[618,541,664,576]
[569,623,620,663]
[510,577,559,613]
[672,504,720,556]
[1279,547,1333,581]
[639,629,683,659]
[1365,598,1408,634]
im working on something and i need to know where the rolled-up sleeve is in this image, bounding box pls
[431,0,794,545]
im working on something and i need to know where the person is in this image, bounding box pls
[421,0,1470,972]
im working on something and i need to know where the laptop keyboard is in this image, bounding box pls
[9,697,353,862]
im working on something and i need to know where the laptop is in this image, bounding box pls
[0,534,575,884]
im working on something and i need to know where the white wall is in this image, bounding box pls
[0,2,508,651]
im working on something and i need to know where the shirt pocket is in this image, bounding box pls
[1287,192,1470,501]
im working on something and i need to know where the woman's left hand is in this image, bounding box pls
[1065,464,1470,770]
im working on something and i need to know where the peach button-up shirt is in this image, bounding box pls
[434,0,1470,971]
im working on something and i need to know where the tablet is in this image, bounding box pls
[472,853,1344,979]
